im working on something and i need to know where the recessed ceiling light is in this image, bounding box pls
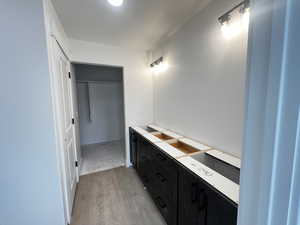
[107,0,123,7]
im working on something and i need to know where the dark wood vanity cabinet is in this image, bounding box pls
[178,167,238,225]
[133,131,178,225]
[129,128,238,225]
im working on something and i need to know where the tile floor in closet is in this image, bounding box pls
[80,140,125,176]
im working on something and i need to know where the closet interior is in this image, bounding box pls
[73,64,125,175]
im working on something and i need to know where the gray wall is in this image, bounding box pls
[76,65,125,146]
[0,1,65,225]
[75,64,122,82]
[153,0,248,157]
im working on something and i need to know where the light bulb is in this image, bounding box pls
[152,65,159,75]
[159,62,169,73]
[107,0,123,7]
[151,62,169,75]
[243,10,250,29]
[156,64,164,74]
[221,21,242,40]
[150,66,155,73]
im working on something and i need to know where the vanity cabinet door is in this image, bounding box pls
[205,184,237,225]
[137,136,152,185]
[179,167,238,225]
[129,128,138,168]
[178,168,207,225]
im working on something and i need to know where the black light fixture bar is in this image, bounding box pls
[218,0,250,24]
[150,57,163,68]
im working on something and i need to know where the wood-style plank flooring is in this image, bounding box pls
[71,167,166,225]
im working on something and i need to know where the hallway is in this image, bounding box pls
[80,141,125,176]
[71,167,166,225]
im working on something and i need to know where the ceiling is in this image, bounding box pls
[51,0,211,50]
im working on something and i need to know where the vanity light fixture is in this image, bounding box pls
[218,0,250,39]
[150,57,163,68]
[107,0,124,7]
[150,57,168,74]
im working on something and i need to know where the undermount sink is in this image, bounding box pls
[168,140,201,154]
[151,132,174,141]
[145,127,157,133]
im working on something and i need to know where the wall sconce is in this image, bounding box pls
[218,0,250,39]
[150,57,169,74]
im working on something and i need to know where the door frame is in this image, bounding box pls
[71,62,127,169]
[48,36,80,224]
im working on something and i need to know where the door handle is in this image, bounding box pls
[142,175,149,183]
[198,189,208,211]
[191,183,198,203]
[156,172,167,182]
[156,197,167,209]
[156,153,166,161]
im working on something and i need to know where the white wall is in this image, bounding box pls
[0,1,65,225]
[77,82,124,145]
[69,39,154,165]
[152,0,248,157]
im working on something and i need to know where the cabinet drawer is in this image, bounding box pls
[153,164,178,202]
[153,148,177,173]
[153,194,177,225]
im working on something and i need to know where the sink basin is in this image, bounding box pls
[169,140,200,154]
[191,153,240,184]
[145,127,157,132]
[152,132,174,141]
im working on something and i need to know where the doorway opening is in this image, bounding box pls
[72,63,126,176]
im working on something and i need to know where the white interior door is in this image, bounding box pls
[53,40,77,223]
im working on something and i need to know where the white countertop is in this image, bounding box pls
[179,156,240,204]
[155,142,186,158]
[179,137,212,151]
[162,130,183,139]
[132,126,149,135]
[147,124,166,132]
[132,127,163,143]
[142,133,164,143]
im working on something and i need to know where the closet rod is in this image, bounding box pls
[87,82,92,122]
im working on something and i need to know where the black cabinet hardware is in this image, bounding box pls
[198,189,208,211]
[191,183,198,203]
[156,197,167,209]
[156,153,167,161]
[156,172,167,182]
